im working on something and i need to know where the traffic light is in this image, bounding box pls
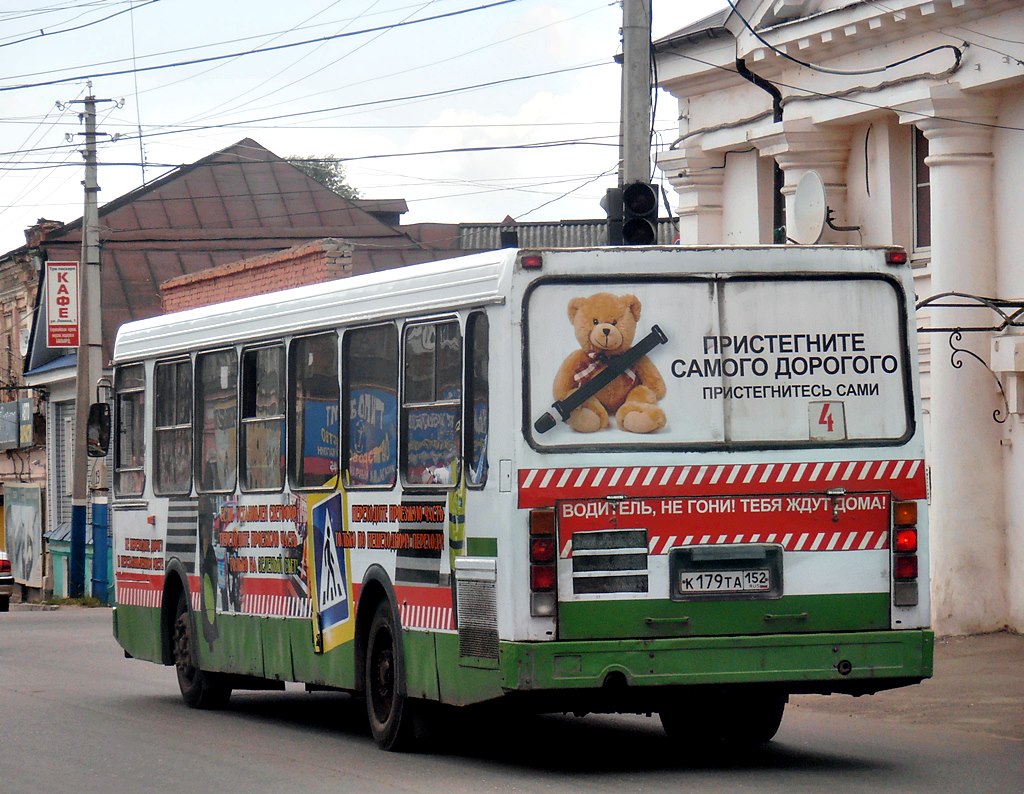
[621,181,659,245]
[602,187,623,245]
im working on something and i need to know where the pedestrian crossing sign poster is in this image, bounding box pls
[308,492,354,652]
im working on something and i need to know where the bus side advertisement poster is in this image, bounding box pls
[307,492,354,652]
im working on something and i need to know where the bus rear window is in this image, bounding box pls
[526,276,912,449]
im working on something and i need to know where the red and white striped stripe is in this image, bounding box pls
[116,583,163,608]
[519,459,925,507]
[399,603,454,631]
[241,594,312,618]
[560,529,889,557]
[644,529,888,555]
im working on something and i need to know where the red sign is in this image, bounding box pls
[46,260,79,348]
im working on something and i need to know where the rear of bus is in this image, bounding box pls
[508,246,932,742]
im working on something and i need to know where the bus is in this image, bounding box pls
[106,245,932,751]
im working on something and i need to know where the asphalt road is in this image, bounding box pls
[1,608,1020,793]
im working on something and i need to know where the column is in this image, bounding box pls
[656,145,724,244]
[898,86,1005,634]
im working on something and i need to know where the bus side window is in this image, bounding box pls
[466,312,489,487]
[343,325,398,488]
[195,349,238,493]
[114,364,146,497]
[403,320,461,487]
[153,358,192,495]
[289,333,339,489]
[241,344,285,492]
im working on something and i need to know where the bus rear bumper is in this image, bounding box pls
[500,629,934,698]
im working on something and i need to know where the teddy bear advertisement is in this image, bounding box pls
[552,292,667,434]
[528,278,910,446]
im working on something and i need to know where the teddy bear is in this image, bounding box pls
[552,292,666,433]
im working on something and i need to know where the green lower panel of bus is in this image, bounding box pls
[558,592,890,640]
[499,629,934,695]
[114,605,931,708]
[112,603,164,664]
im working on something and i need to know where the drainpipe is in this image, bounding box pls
[735,57,786,243]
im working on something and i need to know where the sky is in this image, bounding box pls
[0,0,727,252]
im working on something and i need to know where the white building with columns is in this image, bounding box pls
[654,0,1024,635]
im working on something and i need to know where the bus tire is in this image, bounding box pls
[365,600,416,751]
[660,690,786,746]
[172,592,231,710]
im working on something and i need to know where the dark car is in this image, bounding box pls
[0,550,13,611]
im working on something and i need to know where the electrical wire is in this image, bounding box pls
[723,0,963,77]
[0,0,524,93]
[660,50,1024,135]
[0,0,161,49]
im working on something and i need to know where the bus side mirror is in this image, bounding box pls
[87,402,111,457]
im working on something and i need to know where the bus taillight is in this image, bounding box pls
[529,508,557,617]
[892,500,920,605]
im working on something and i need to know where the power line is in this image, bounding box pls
[661,50,1024,135]
[0,0,161,49]
[0,0,525,93]
[0,135,621,172]
[723,0,963,77]
[0,60,613,165]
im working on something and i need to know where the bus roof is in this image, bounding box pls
[112,244,902,363]
[112,248,514,362]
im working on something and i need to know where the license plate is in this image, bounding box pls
[678,569,771,594]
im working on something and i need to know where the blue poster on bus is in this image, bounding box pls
[302,398,339,479]
[347,386,397,486]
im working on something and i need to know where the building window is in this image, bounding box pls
[195,349,237,493]
[343,324,398,488]
[153,359,192,495]
[240,344,285,492]
[913,127,931,251]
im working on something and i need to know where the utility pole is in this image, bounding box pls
[606,0,656,245]
[68,84,110,598]
[621,0,653,185]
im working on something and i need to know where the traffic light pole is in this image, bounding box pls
[621,0,652,186]
[608,0,656,245]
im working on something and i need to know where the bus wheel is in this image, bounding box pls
[172,593,231,709]
[660,690,786,745]
[365,601,416,751]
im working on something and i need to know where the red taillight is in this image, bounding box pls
[0,558,10,574]
[892,499,921,602]
[529,509,557,615]
[530,537,556,563]
[885,249,908,266]
[530,564,556,591]
[895,528,917,553]
[520,253,543,270]
[894,555,919,581]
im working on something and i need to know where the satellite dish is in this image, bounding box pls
[791,170,827,244]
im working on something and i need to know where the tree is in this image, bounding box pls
[286,155,361,199]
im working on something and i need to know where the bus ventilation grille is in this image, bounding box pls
[457,577,499,659]
[572,529,649,595]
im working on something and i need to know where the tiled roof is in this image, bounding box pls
[29,139,464,361]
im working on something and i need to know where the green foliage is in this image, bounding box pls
[286,155,361,199]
